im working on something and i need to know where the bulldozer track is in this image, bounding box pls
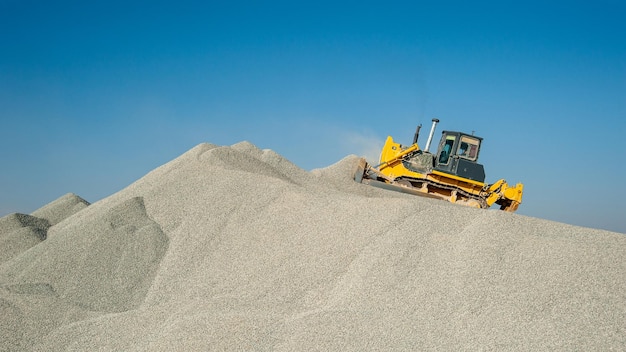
[394,176,489,208]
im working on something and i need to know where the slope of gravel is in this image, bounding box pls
[0,193,89,266]
[0,214,49,265]
[30,193,89,226]
[1,141,625,351]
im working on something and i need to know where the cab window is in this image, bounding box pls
[457,136,480,161]
[438,136,455,164]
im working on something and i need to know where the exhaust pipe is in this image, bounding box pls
[412,124,422,144]
[424,118,439,152]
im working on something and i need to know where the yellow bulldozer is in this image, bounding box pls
[354,119,523,211]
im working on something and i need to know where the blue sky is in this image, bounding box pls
[1,1,625,233]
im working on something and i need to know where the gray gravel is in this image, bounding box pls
[0,193,88,265]
[31,193,89,226]
[1,142,625,351]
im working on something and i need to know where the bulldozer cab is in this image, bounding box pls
[434,131,486,182]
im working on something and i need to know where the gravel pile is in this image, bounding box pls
[1,142,625,351]
[30,193,89,226]
[0,193,89,265]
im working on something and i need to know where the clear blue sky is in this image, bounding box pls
[1,1,625,233]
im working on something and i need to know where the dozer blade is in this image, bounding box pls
[362,178,444,200]
[353,158,455,201]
